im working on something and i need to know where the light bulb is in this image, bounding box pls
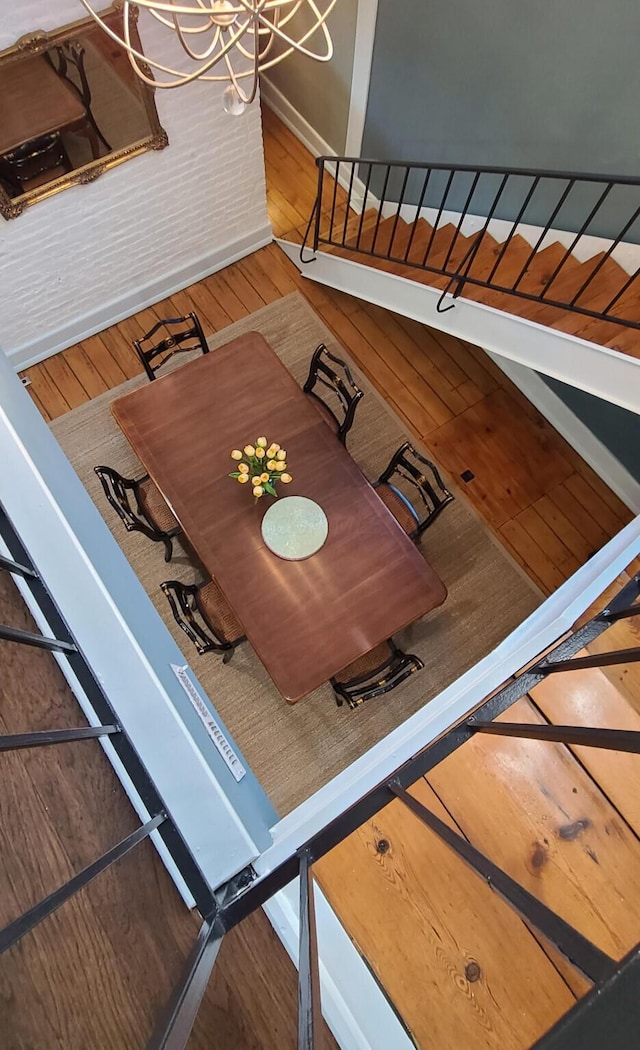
[222,83,247,116]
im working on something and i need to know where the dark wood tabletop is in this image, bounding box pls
[0,55,87,155]
[111,332,447,703]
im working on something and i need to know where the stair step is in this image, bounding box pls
[306,206,640,361]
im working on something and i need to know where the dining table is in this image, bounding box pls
[111,331,447,703]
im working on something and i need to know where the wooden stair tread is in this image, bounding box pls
[314,778,575,1049]
[429,695,640,960]
[530,657,640,838]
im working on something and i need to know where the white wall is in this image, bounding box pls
[0,1,271,367]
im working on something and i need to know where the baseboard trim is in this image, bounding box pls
[260,78,372,213]
[487,354,640,514]
[7,224,274,371]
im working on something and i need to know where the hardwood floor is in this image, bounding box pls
[7,105,639,1049]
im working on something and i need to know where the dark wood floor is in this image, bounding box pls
[0,572,338,1049]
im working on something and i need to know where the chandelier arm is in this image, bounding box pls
[223,45,258,105]
[261,0,336,60]
[148,10,217,33]
[173,13,211,60]
[78,0,339,89]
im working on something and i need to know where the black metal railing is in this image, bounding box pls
[152,571,640,1049]
[302,157,640,328]
[4,486,640,1048]
[0,502,216,950]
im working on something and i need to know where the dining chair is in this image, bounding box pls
[94,465,181,561]
[133,312,209,381]
[160,578,246,662]
[47,40,112,156]
[374,441,454,542]
[331,638,424,709]
[0,133,72,196]
[303,342,364,445]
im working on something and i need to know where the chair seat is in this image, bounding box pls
[137,477,179,533]
[333,642,393,684]
[197,579,244,643]
[375,483,418,536]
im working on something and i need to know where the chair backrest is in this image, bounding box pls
[160,580,233,657]
[48,40,92,107]
[331,638,423,709]
[134,312,208,380]
[376,441,454,539]
[46,40,111,154]
[94,465,157,540]
[0,134,70,194]
[303,343,363,444]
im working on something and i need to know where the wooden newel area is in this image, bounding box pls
[111,332,447,702]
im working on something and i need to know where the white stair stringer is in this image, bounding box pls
[278,239,640,417]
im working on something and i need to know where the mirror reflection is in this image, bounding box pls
[0,4,168,219]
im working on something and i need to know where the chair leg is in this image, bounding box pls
[222,646,235,665]
[163,537,173,562]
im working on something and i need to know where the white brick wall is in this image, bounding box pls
[0,2,271,366]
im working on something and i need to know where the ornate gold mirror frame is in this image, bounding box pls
[0,3,168,219]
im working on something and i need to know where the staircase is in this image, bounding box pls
[279,157,640,411]
[314,207,640,355]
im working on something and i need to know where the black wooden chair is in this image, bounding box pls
[303,343,364,445]
[133,312,208,381]
[331,638,423,709]
[94,465,181,561]
[47,39,112,155]
[160,578,245,662]
[0,133,72,196]
[374,442,454,542]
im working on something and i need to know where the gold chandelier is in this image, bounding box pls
[78,1,339,112]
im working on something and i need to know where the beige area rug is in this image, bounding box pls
[51,292,542,816]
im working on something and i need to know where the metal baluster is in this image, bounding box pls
[0,814,166,953]
[298,849,322,1050]
[539,182,613,300]
[0,623,77,653]
[370,164,392,254]
[0,725,120,752]
[441,170,481,272]
[389,780,615,983]
[341,162,357,245]
[147,914,225,1050]
[512,179,575,291]
[568,203,640,307]
[386,165,411,258]
[403,168,431,262]
[538,648,640,673]
[0,553,38,579]
[421,169,455,266]
[468,720,640,753]
[486,175,540,284]
[354,163,374,248]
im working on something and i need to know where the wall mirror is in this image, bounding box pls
[0,3,168,219]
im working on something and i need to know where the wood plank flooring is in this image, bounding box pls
[8,105,639,1049]
[313,558,640,1049]
[0,571,339,1050]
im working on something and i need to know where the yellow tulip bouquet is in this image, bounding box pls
[229,437,293,499]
